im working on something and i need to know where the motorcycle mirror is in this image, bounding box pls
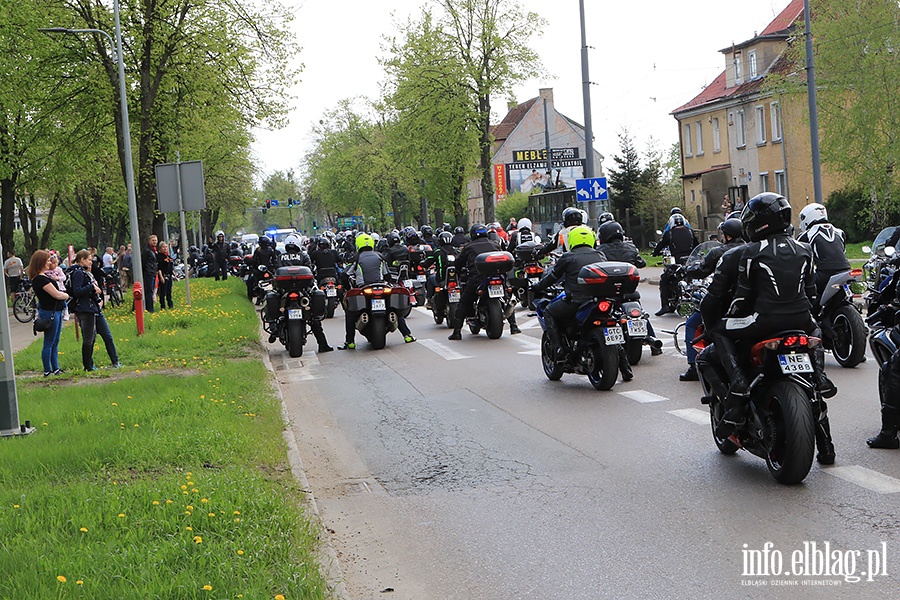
[655,229,663,235]
[886,246,896,257]
[648,241,657,249]
[861,246,871,254]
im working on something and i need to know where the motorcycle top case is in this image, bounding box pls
[514,241,539,262]
[274,265,315,291]
[344,285,410,313]
[474,251,515,276]
[577,261,640,297]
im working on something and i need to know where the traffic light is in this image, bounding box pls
[287,197,294,207]
[265,199,271,209]
[312,220,317,230]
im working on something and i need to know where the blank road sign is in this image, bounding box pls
[155,161,207,213]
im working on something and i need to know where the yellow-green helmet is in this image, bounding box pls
[568,225,595,249]
[355,233,375,251]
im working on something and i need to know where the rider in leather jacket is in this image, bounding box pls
[797,203,852,302]
[424,231,457,307]
[274,235,332,353]
[652,215,699,315]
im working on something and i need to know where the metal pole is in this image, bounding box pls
[579,0,598,226]
[804,0,823,204]
[175,151,191,306]
[0,275,33,437]
[543,97,552,182]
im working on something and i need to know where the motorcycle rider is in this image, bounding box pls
[508,217,535,253]
[797,203,852,303]
[423,230,458,308]
[339,234,415,349]
[451,226,469,248]
[709,193,836,463]
[309,234,341,286]
[678,218,745,381]
[448,223,521,340]
[420,225,437,248]
[211,230,230,280]
[652,214,699,315]
[383,231,410,274]
[273,234,332,353]
[247,236,278,303]
[537,207,587,258]
[868,286,900,448]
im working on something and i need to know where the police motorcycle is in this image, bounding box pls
[429,254,461,328]
[261,265,326,358]
[343,281,412,350]
[536,262,641,390]
[509,241,545,309]
[464,251,516,339]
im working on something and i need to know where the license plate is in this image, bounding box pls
[417,274,426,282]
[449,291,460,303]
[627,319,648,337]
[604,327,625,345]
[371,298,386,311]
[404,279,413,288]
[778,353,813,374]
[529,277,539,285]
[288,308,302,320]
[326,288,337,297]
[488,284,504,298]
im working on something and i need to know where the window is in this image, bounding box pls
[684,124,693,156]
[759,172,770,193]
[736,110,746,147]
[691,189,696,203]
[734,51,742,83]
[749,50,758,78]
[755,106,766,144]
[712,118,721,153]
[775,170,786,195]
[695,121,704,155]
[770,102,782,141]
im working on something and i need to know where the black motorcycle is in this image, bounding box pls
[343,282,412,349]
[698,331,823,484]
[509,241,545,309]
[261,265,326,357]
[430,254,461,328]
[536,262,640,390]
[817,269,867,368]
[464,251,515,339]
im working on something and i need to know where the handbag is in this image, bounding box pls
[33,316,53,334]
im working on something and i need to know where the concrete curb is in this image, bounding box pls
[257,322,350,600]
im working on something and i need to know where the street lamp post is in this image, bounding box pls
[40,0,143,312]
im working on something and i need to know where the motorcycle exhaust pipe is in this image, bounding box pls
[388,312,398,324]
[359,312,369,325]
[503,301,517,318]
[645,336,663,350]
[299,296,310,308]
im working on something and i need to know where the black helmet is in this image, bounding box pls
[670,207,683,216]
[438,231,453,246]
[598,211,615,225]
[443,222,452,232]
[597,221,625,244]
[741,193,792,242]
[671,214,685,228]
[258,236,271,247]
[454,226,465,235]
[469,223,487,238]
[387,231,401,246]
[717,218,743,241]
[421,225,433,237]
[562,207,584,227]
[318,236,331,249]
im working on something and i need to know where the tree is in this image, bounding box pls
[635,141,682,233]
[607,129,643,215]
[436,0,544,224]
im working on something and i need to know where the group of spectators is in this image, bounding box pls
[140,234,175,313]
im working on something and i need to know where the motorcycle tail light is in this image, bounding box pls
[363,288,373,295]
[448,281,458,290]
[525,265,543,275]
[597,300,611,313]
[750,337,782,366]
[630,308,641,317]
[850,269,863,278]
[288,292,300,300]
[489,277,503,285]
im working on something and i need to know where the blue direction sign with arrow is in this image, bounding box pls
[575,177,608,202]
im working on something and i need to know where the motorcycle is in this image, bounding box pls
[536,261,640,390]
[698,331,824,484]
[248,264,274,305]
[261,265,326,358]
[429,254,461,328]
[464,251,516,339]
[862,227,899,315]
[661,241,719,355]
[343,282,412,349]
[817,269,867,368]
[408,245,430,308]
[319,274,341,318]
[509,241,545,309]
[228,254,245,277]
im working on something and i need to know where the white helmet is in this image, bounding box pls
[799,203,828,232]
[215,230,225,238]
[517,217,532,231]
[283,234,303,249]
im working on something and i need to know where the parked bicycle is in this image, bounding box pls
[102,267,125,307]
[12,277,36,323]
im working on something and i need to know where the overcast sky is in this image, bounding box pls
[250,0,790,182]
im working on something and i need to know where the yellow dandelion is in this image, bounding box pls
[186,505,194,511]
[152,501,160,506]
[185,526,192,531]
[186,472,193,477]
[237,549,244,555]
[181,485,187,490]
[13,504,19,509]
[208,512,215,517]
[192,488,198,493]
[187,481,194,486]
[76,580,83,585]
[166,499,173,504]
[79,527,88,533]
[133,424,139,428]
[57,575,66,583]
[201,498,208,503]
[126,395,132,399]
[135,369,140,373]
[193,535,202,544]
[202,584,212,591]
[275,595,285,600]
[111,402,118,406]
[233,510,240,515]
[118,513,125,518]
[234,518,241,523]
[42,422,48,426]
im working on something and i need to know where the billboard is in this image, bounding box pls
[507,159,586,194]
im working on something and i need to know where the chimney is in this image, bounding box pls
[539,88,554,104]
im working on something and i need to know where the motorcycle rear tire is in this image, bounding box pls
[762,381,815,485]
[541,331,564,381]
[286,320,304,358]
[486,301,504,339]
[587,344,619,391]
[368,315,387,350]
[325,299,336,319]
[626,339,643,366]
[830,304,866,368]
[446,303,458,330]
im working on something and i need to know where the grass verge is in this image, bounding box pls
[0,279,329,599]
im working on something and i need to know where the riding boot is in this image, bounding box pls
[811,345,837,398]
[618,345,634,382]
[814,400,836,464]
[696,345,728,400]
[646,336,664,356]
[312,327,333,353]
[867,406,900,449]
[715,337,749,437]
[544,314,567,360]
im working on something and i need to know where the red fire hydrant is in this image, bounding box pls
[133,281,145,335]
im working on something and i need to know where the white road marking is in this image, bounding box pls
[667,408,709,425]
[416,338,473,361]
[517,317,541,330]
[618,390,669,403]
[825,466,900,494]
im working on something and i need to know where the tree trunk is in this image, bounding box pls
[390,182,401,230]
[0,176,17,257]
[478,94,495,224]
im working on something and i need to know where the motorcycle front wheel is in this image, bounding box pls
[541,331,564,381]
[761,381,815,485]
[587,344,619,391]
[286,320,304,358]
[486,300,504,339]
[830,304,866,368]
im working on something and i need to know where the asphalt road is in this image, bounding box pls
[270,275,898,599]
